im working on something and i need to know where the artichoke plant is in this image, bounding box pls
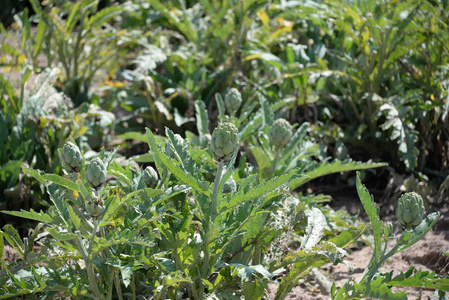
[269,118,293,148]
[224,88,242,115]
[60,141,82,173]
[143,166,158,188]
[86,157,107,189]
[210,122,239,161]
[396,192,425,230]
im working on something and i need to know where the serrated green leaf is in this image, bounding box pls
[117,131,148,143]
[329,223,367,249]
[1,225,24,258]
[43,174,79,192]
[301,208,326,250]
[394,212,440,254]
[243,279,265,299]
[2,209,53,223]
[22,166,46,185]
[195,100,209,136]
[389,268,449,292]
[356,172,383,262]
[215,93,226,118]
[86,6,121,30]
[278,122,310,166]
[46,228,77,241]
[289,160,387,190]
[334,274,407,300]
[248,146,270,170]
[146,128,209,195]
[222,169,296,212]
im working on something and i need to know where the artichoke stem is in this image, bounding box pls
[211,160,224,222]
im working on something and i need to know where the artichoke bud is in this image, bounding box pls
[143,166,158,188]
[269,118,293,148]
[396,192,425,230]
[223,179,237,194]
[86,196,105,217]
[61,142,82,173]
[210,122,239,161]
[86,157,107,189]
[224,88,242,115]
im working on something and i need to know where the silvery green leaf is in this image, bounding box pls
[301,207,326,250]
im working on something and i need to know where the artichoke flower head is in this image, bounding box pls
[143,166,158,188]
[86,157,107,189]
[210,122,239,161]
[396,192,425,230]
[61,141,82,173]
[269,118,293,148]
[225,88,242,115]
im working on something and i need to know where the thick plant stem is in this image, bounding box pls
[115,271,124,300]
[211,160,224,222]
[76,232,102,299]
[198,160,226,299]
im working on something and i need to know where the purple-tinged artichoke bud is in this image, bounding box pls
[86,157,107,189]
[396,192,425,230]
[61,142,82,173]
[223,178,237,194]
[143,166,158,188]
[269,118,293,148]
[86,196,105,217]
[210,122,239,161]
[225,88,242,115]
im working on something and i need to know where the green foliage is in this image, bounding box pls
[0,70,89,227]
[0,122,375,299]
[9,0,127,105]
[1,0,448,298]
[312,0,449,173]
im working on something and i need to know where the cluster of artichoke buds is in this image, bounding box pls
[396,192,425,230]
[143,166,159,188]
[86,157,107,189]
[224,88,242,116]
[86,196,105,218]
[60,142,83,173]
[210,122,239,161]
[269,118,293,148]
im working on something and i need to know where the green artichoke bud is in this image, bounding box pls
[210,122,239,161]
[200,134,212,149]
[86,157,107,189]
[225,88,242,115]
[396,192,425,230]
[269,118,293,148]
[143,166,158,188]
[61,142,82,172]
[86,196,105,218]
[223,179,237,194]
